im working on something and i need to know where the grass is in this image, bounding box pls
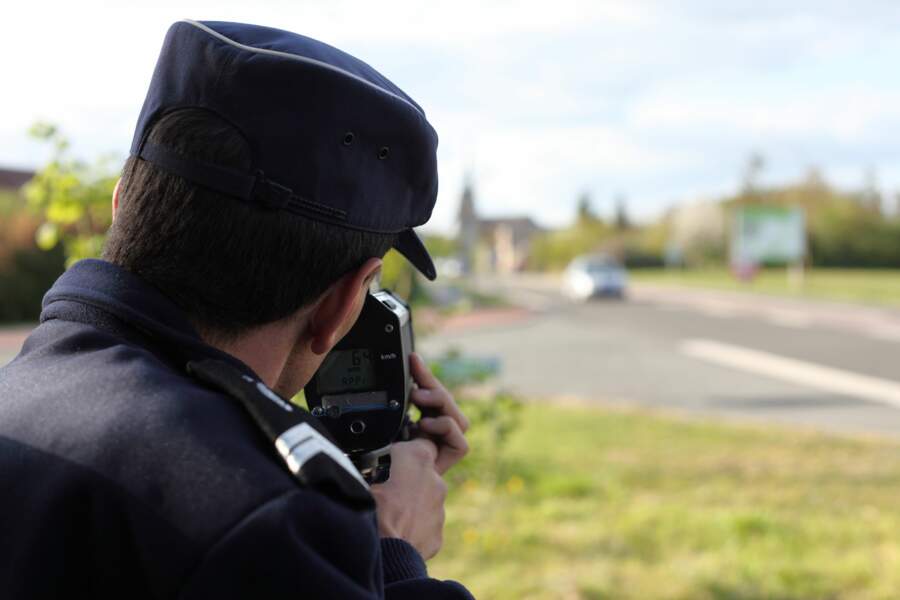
[628,268,900,308]
[430,402,900,599]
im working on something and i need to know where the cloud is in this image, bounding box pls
[628,83,900,143]
[428,121,702,229]
[5,0,900,230]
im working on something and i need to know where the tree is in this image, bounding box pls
[859,167,883,214]
[0,190,66,322]
[424,234,458,258]
[740,152,766,196]
[725,163,900,268]
[528,195,612,270]
[23,123,118,266]
[575,191,597,225]
[614,194,630,231]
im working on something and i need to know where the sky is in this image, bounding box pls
[3,0,900,233]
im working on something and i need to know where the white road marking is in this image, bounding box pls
[680,338,900,409]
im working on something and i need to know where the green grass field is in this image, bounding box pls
[629,268,900,308]
[431,403,900,599]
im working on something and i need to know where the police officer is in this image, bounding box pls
[0,20,474,599]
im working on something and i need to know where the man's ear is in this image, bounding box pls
[111,178,121,221]
[309,257,382,355]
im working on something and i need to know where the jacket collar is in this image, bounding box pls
[41,259,253,375]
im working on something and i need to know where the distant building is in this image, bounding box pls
[0,167,34,193]
[456,176,543,274]
[477,217,542,272]
[457,177,479,274]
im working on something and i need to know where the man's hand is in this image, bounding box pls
[409,353,469,474]
[370,354,469,560]
[370,438,446,559]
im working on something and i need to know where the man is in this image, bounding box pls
[0,20,473,599]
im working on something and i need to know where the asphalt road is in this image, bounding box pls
[420,275,900,438]
[4,276,899,438]
[0,326,31,368]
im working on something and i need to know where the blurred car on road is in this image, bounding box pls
[563,254,627,300]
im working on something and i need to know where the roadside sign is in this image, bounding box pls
[731,206,805,266]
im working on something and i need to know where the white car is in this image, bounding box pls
[563,255,627,300]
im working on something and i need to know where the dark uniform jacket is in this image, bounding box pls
[0,259,472,599]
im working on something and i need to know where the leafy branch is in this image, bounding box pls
[23,123,118,266]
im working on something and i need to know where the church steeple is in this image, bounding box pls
[456,173,479,275]
[458,172,478,229]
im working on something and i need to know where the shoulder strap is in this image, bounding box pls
[187,358,373,511]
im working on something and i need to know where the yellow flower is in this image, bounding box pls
[505,475,525,494]
[463,528,480,545]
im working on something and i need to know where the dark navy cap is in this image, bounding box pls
[130,20,438,280]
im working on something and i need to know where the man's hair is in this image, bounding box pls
[103,108,397,340]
